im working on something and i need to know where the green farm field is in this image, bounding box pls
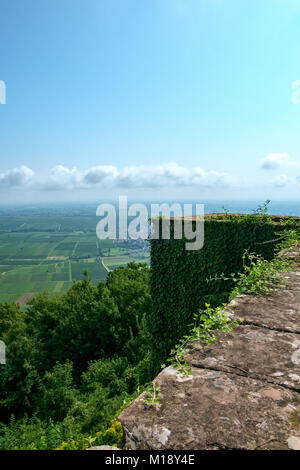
[0,217,150,304]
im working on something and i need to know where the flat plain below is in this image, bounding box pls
[0,228,149,304]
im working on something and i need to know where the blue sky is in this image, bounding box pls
[1,0,300,203]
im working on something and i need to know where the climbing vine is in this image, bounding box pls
[149,208,299,360]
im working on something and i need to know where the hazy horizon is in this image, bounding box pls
[0,199,300,217]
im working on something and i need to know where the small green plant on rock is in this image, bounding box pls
[144,382,162,406]
[162,304,238,377]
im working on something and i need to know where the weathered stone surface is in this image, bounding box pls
[287,436,300,450]
[187,325,300,391]
[227,289,300,334]
[278,245,300,261]
[119,366,300,450]
[119,247,300,450]
[283,271,300,290]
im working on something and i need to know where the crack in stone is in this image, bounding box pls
[206,442,248,450]
[191,362,300,394]
[238,319,300,335]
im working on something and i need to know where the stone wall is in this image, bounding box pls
[119,246,300,450]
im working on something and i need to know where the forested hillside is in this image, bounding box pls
[0,263,154,450]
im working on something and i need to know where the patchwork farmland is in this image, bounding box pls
[0,227,150,305]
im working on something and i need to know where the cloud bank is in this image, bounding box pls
[2,155,300,198]
[0,163,235,191]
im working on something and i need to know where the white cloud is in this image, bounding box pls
[260,153,300,170]
[83,166,118,184]
[117,163,192,188]
[0,165,35,187]
[273,174,290,187]
[260,153,290,170]
[42,165,82,190]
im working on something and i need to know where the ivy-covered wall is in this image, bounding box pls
[149,216,293,359]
